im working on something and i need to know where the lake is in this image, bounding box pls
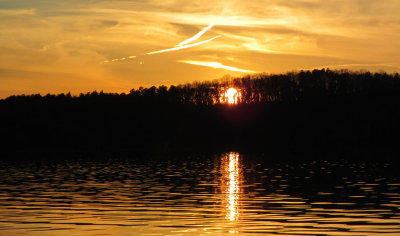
[0,152,399,235]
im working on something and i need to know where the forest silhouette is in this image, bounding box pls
[1,69,400,159]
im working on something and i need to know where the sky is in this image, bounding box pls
[0,0,399,98]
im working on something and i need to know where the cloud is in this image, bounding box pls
[179,60,255,73]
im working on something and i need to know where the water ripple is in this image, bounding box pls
[0,154,399,235]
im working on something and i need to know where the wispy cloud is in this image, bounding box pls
[0,9,36,16]
[179,60,255,73]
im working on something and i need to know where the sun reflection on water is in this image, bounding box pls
[220,152,242,222]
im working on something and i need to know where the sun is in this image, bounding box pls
[225,88,239,104]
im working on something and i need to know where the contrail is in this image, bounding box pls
[102,55,136,64]
[102,23,219,63]
[179,60,256,73]
[176,23,214,47]
[147,36,221,55]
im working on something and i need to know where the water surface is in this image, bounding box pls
[0,153,399,235]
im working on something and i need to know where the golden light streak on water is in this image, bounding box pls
[220,152,242,222]
[227,152,240,221]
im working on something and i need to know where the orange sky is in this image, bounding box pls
[1,0,400,98]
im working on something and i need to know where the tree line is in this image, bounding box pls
[4,69,400,105]
[1,69,400,160]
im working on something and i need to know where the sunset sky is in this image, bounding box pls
[1,0,399,98]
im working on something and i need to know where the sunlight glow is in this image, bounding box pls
[226,88,239,104]
[179,60,255,73]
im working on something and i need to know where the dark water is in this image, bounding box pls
[0,152,399,235]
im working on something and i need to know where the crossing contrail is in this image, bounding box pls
[176,23,214,47]
[147,36,221,55]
